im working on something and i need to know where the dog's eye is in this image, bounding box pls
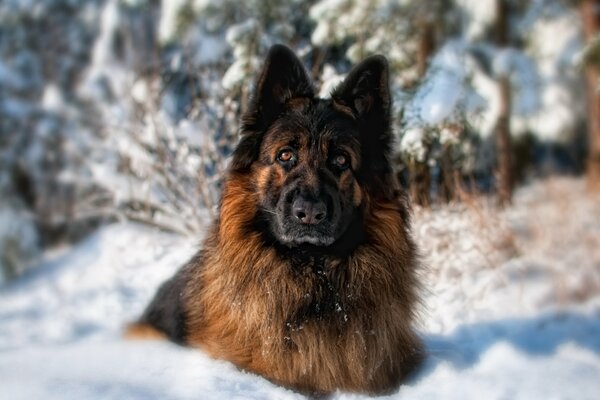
[277,149,295,164]
[332,153,350,170]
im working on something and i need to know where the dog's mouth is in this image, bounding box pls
[273,218,336,246]
[278,230,336,247]
[273,207,345,246]
[261,206,359,249]
[264,189,352,247]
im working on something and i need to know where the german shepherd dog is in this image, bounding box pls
[127,44,423,396]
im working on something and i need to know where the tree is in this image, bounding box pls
[581,0,600,189]
[409,10,437,207]
[494,0,513,205]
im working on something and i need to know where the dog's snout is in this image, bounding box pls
[292,196,327,225]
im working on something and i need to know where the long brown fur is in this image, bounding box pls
[129,44,423,396]
[183,175,422,395]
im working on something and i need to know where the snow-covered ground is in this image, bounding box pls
[1,177,599,399]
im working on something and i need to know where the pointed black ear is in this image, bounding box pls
[231,45,313,172]
[332,56,395,197]
[331,55,391,122]
[250,44,314,124]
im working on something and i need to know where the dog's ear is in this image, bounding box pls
[331,55,391,124]
[232,45,313,172]
[332,56,394,192]
[251,44,314,121]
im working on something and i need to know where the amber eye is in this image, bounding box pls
[277,149,295,163]
[332,153,350,170]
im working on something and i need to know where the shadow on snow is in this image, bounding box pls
[419,309,600,375]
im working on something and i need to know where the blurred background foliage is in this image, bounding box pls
[0,0,599,282]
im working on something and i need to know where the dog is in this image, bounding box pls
[126,44,423,396]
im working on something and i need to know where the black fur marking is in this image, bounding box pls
[137,253,202,344]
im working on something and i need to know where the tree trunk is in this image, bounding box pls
[409,19,435,206]
[496,77,513,205]
[417,19,435,78]
[438,143,457,202]
[495,0,513,205]
[311,46,326,81]
[581,0,600,190]
[410,161,431,207]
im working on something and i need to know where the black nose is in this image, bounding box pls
[292,196,327,225]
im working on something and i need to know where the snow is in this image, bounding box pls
[158,0,188,44]
[0,207,39,284]
[131,79,149,104]
[400,342,600,400]
[439,126,460,146]
[519,4,585,143]
[226,19,260,46]
[0,223,196,349]
[90,0,120,69]
[221,59,251,91]
[309,0,349,46]
[401,39,542,147]
[318,64,345,98]
[79,0,131,102]
[0,342,303,400]
[400,127,428,163]
[455,0,496,41]
[1,178,598,398]
[415,69,464,125]
[189,34,227,66]
[221,19,261,91]
[41,83,66,113]
[402,40,474,131]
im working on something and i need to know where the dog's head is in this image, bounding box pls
[230,45,395,248]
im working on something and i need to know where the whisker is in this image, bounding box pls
[260,208,283,217]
